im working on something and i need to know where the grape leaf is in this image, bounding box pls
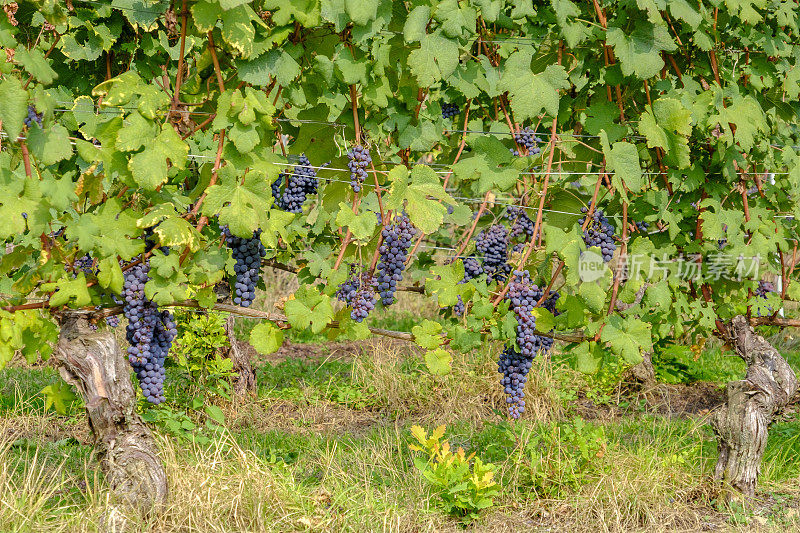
[27,124,73,165]
[249,322,285,355]
[0,77,27,142]
[128,124,188,190]
[424,348,452,375]
[284,285,334,333]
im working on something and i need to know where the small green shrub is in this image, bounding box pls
[144,311,234,441]
[170,310,235,399]
[409,425,500,521]
[519,417,607,498]
[582,357,630,404]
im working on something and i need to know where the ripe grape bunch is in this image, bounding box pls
[347,145,371,192]
[70,254,94,276]
[504,206,535,239]
[441,102,459,119]
[497,347,532,419]
[336,267,377,323]
[498,271,560,419]
[513,127,542,155]
[475,224,511,283]
[23,105,43,128]
[122,260,177,404]
[222,227,265,308]
[579,204,616,262]
[336,265,361,302]
[376,213,417,306]
[271,154,325,213]
[756,280,776,298]
[452,256,484,316]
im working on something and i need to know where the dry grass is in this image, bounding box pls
[4,339,800,532]
[2,405,800,532]
[349,339,564,424]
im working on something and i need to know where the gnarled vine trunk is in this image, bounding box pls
[224,315,256,396]
[711,315,798,497]
[55,315,168,513]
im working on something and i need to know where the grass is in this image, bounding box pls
[3,337,800,533]
[4,275,800,531]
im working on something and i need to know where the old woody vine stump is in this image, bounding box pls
[2,0,800,506]
[712,316,799,498]
[55,316,168,511]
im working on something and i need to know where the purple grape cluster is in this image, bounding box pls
[506,271,553,359]
[475,224,510,283]
[718,223,728,250]
[635,221,649,233]
[105,315,120,328]
[504,206,535,239]
[453,256,484,316]
[222,227,265,307]
[347,145,371,193]
[271,154,323,213]
[23,105,43,128]
[376,214,417,306]
[337,267,377,323]
[70,254,94,276]
[497,346,532,419]
[513,127,542,155]
[122,260,177,404]
[498,270,561,419]
[441,102,459,119]
[756,280,776,298]
[579,204,616,262]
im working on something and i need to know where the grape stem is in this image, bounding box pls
[334,182,362,271]
[350,84,361,144]
[643,80,674,194]
[170,0,189,115]
[184,31,227,251]
[20,140,32,178]
[181,113,216,140]
[493,109,559,305]
[535,259,564,307]
[592,0,625,121]
[605,201,628,317]
[581,171,605,231]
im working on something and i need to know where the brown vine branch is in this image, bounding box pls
[350,84,361,144]
[20,140,32,178]
[170,0,189,115]
[494,111,559,305]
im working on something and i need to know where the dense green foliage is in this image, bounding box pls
[1,0,800,389]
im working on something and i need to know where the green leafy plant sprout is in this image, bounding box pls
[409,424,500,521]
